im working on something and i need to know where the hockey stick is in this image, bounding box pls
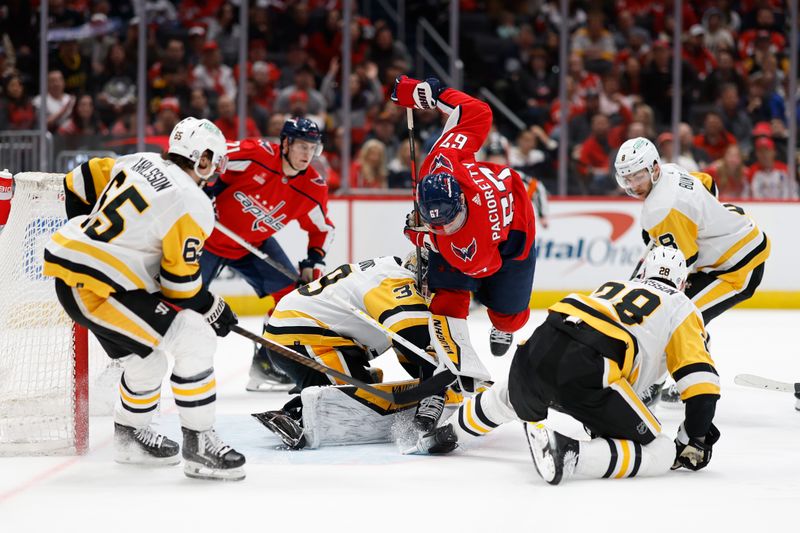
[328,294,439,367]
[231,324,456,405]
[629,239,656,280]
[213,221,300,283]
[734,373,800,396]
[406,108,423,291]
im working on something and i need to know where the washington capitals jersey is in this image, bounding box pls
[264,256,429,357]
[204,138,335,260]
[550,278,720,403]
[44,153,214,305]
[642,164,769,288]
[421,89,536,277]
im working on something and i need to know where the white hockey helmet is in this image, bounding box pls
[641,246,688,290]
[168,117,229,179]
[614,137,661,196]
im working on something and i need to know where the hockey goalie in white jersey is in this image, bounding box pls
[44,118,245,480]
[412,247,722,485]
[252,254,465,449]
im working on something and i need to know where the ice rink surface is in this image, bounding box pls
[2,308,799,532]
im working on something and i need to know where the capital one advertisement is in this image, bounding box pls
[212,198,797,306]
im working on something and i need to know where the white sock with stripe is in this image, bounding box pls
[453,379,517,442]
[575,434,675,479]
[114,373,161,428]
[171,368,216,431]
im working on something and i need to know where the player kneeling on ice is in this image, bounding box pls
[43,118,245,481]
[391,75,537,359]
[410,247,722,485]
[251,254,480,449]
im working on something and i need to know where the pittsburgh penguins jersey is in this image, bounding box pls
[642,163,770,285]
[265,256,429,357]
[44,153,214,308]
[549,278,720,402]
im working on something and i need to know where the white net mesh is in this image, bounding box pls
[0,173,118,456]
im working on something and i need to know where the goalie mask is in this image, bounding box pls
[641,246,688,291]
[402,249,430,299]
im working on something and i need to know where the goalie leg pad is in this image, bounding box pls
[300,380,422,448]
[429,314,490,391]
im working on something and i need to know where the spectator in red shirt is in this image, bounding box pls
[705,144,749,199]
[214,95,261,141]
[693,111,736,161]
[682,25,717,80]
[349,139,388,189]
[0,75,36,130]
[577,113,614,194]
[58,94,108,136]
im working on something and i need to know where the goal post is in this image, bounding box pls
[0,172,117,456]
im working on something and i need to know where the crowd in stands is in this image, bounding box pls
[0,0,797,199]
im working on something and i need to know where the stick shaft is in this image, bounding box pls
[406,108,423,291]
[214,221,300,282]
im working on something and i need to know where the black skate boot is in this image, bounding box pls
[413,391,446,432]
[114,423,180,465]
[640,381,664,408]
[246,345,294,392]
[252,409,306,449]
[405,423,459,455]
[525,422,580,485]
[181,428,246,481]
[489,327,513,357]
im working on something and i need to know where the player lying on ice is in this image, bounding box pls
[251,253,491,449]
[409,247,722,485]
[391,75,537,359]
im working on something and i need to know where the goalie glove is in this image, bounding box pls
[203,294,238,337]
[672,423,720,471]
[404,210,439,252]
[299,247,325,283]
[391,75,447,111]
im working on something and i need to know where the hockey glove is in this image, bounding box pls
[204,294,238,337]
[391,75,447,111]
[299,247,325,283]
[672,422,720,471]
[404,211,439,252]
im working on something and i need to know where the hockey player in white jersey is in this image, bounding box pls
[615,137,769,404]
[411,247,722,485]
[44,117,246,480]
[252,254,463,449]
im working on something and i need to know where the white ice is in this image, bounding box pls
[1,308,799,532]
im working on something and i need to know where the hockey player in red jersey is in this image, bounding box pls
[200,117,335,391]
[392,76,537,359]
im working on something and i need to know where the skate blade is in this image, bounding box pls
[114,451,181,466]
[183,460,246,481]
[246,379,294,392]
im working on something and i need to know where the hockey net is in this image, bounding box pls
[0,172,120,456]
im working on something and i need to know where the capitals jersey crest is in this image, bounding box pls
[451,238,477,262]
[432,154,453,173]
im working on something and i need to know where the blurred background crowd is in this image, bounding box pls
[0,0,797,198]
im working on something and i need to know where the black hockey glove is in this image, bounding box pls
[672,423,720,471]
[204,294,238,337]
[298,247,325,283]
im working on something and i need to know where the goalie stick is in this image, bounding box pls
[231,325,456,405]
[733,373,800,396]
